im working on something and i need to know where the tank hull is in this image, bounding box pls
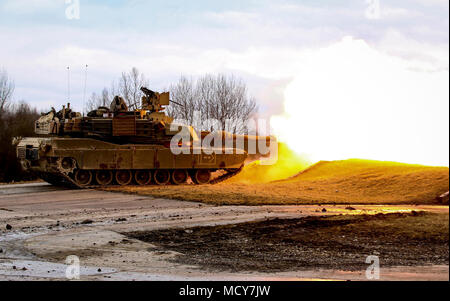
[17,137,246,187]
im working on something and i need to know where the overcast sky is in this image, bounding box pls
[0,0,448,165]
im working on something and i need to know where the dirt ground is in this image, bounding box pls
[0,183,448,281]
[127,212,448,272]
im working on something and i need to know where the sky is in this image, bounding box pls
[0,0,448,166]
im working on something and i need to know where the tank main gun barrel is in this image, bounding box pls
[201,131,277,159]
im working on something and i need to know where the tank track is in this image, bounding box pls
[36,167,243,189]
[209,167,243,184]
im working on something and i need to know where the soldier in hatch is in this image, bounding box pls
[110,96,128,113]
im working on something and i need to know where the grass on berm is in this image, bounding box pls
[106,158,449,206]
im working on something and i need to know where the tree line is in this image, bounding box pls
[0,69,40,182]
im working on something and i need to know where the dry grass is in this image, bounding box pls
[106,151,449,205]
[316,211,449,242]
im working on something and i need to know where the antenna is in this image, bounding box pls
[67,66,71,102]
[82,64,88,114]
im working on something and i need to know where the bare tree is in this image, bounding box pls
[167,76,197,123]
[88,67,148,112]
[118,67,148,110]
[0,69,14,117]
[168,74,257,134]
[0,100,39,183]
[86,87,113,112]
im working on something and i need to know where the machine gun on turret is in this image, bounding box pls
[140,87,170,112]
[140,87,181,111]
[133,87,173,123]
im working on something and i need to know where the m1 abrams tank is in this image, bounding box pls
[16,87,274,188]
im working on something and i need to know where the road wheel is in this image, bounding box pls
[58,157,76,173]
[135,170,152,185]
[154,170,170,185]
[115,170,132,186]
[171,170,188,185]
[74,170,92,187]
[96,170,113,186]
[192,169,211,185]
